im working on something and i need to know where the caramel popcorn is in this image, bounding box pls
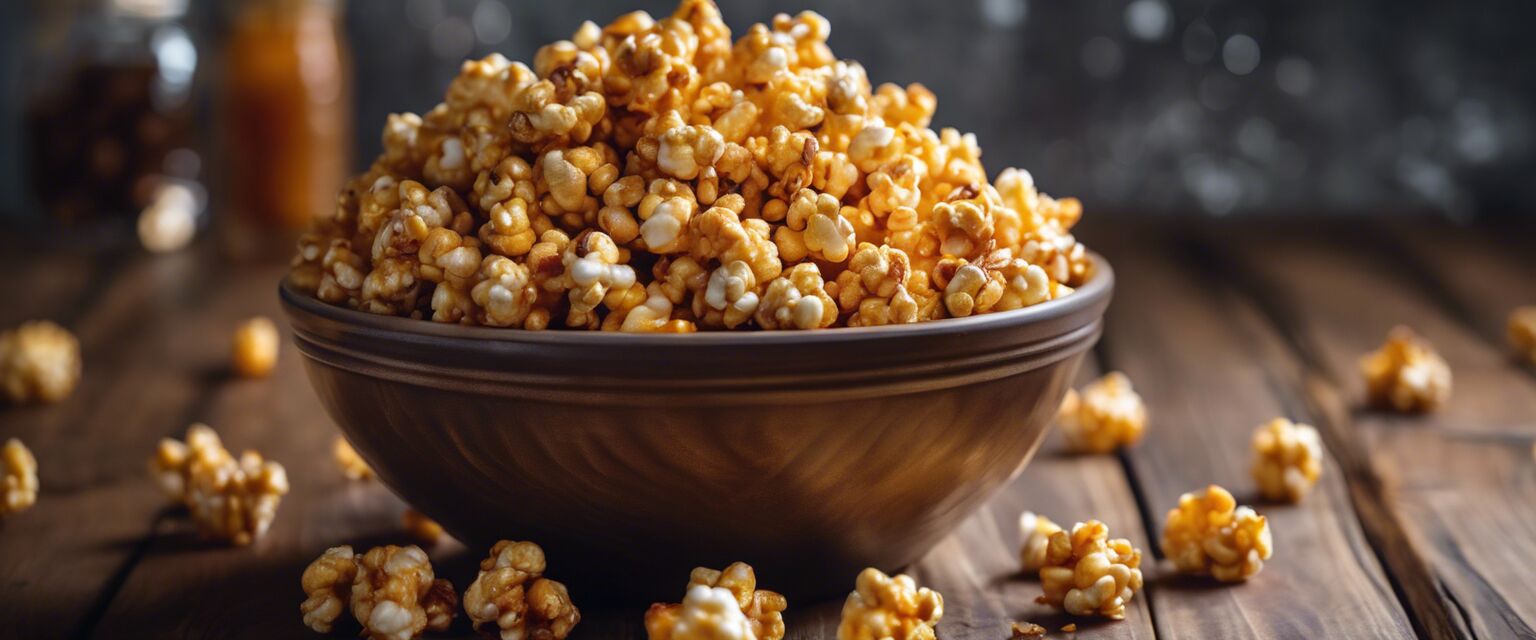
[231,316,280,378]
[836,568,943,640]
[1019,511,1063,573]
[150,423,288,545]
[1160,485,1273,583]
[647,562,787,640]
[0,320,81,404]
[1036,520,1143,619]
[1010,621,1047,638]
[1360,326,1451,413]
[334,436,375,481]
[291,0,1094,331]
[301,545,359,633]
[1250,418,1324,503]
[1509,306,1536,364]
[2,438,38,517]
[351,544,459,640]
[1056,372,1147,454]
[151,423,229,502]
[462,540,580,640]
[401,508,444,545]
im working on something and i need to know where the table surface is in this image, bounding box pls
[1,217,1533,640]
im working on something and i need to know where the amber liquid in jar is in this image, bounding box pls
[224,0,350,229]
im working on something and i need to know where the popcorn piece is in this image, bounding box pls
[334,436,375,481]
[137,183,198,253]
[1010,621,1048,638]
[647,562,787,640]
[463,540,580,640]
[2,438,38,517]
[352,544,458,640]
[401,508,444,545]
[836,568,943,640]
[756,263,837,330]
[1036,520,1143,619]
[1250,418,1324,503]
[1508,306,1536,365]
[185,447,290,546]
[151,423,229,502]
[301,545,359,633]
[0,320,82,405]
[1057,372,1147,454]
[1019,511,1063,573]
[231,316,280,378]
[1360,326,1452,413]
[1160,485,1273,583]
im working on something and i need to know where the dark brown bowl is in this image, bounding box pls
[280,254,1113,602]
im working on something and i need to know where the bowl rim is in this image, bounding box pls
[279,251,1114,345]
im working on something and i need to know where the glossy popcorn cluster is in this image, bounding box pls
[289,0,1090,331]
[647,562,787,640]
[1160,485,1273,583]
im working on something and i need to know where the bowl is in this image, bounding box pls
[280,253,1113,602]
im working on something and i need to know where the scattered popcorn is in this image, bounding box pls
[462,540,580,640]
[1057,372,1147,454]
[401,508,444,545]
[231,316,280,378]
[334,436,375,481]
[149,423,288,545]
[1019,511,1063,572]
[1010,621,1047,638]
[292,0,1093,331]
[301,545,359,633]
[1509,306,1536,365]
[351,544,458,640]
[2,438,39,517]
[1250,418,1324,503]
[150,423,229,502]
[1160,485,1273,582]
[647,585,757,640]
[836,568,943,640]
[1359,326,1451,413]
[647,562,787,640]
[1036,520,1143,619]
[0,320,82,405]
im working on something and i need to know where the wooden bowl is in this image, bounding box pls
[279,255,1113,602]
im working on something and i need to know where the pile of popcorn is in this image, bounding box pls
[290,0,1091,331]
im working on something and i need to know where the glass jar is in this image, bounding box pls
[222,0,351,229]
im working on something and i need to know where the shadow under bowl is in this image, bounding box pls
[280,254,1113,603]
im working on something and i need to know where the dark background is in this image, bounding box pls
[5,0,1535,221]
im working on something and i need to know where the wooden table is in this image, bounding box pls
[2,217,1533,639]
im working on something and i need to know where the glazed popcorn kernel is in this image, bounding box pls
[0,320,82,405]
[231,316,280,378]
[836,568,943,640]
[1010,621,1047,638]
[185,447,290,546]
[1509,306,1536,364]
[291,0,1094,331]
[351,544,458,640]
[2,438,39,517]
[334,436,375,481]
[463,540,580,640]
[150,423,230,502]
[647,562,787,640]
[1250,418,1324,503]
[1019,511,1064,573]
[648,585,758,640]
[1036,520,1143,620]
[401,508,444,546]
[1160,485,1273,583]
[301,545,359,633]
[1360,325,1451,413]
[1057,372,1147,454]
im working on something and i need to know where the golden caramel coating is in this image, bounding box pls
[836,568,943,640]
[1010,621,1047,638]
[292,0,1091,330]
[647,562,787,640]
[334,436,375,481]
[0,320,81,404]
[1160,485,1273,583]
[463,540,580,640]
[2,438,38,517]
[185,448,290,546]
[1036,520,1143,620]
[150,423,230,502]
[1018,511,1063,573]
[351,545,457,640]
[231,316,280,378]
[1057,372,1147,454]
[1508,306,1536,365]
[1250,418,1324,503]
[301,545,358,633]
[1360,326,1451,413]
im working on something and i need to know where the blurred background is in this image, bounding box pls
[2,0,1533,243]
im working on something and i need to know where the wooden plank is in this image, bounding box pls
[1207,219,1536,639]
[1086,224,1418,639]
[87,258,1154,638]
